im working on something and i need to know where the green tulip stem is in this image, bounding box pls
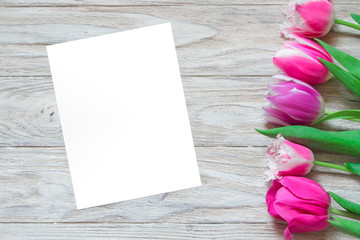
[335,18,360,31]
[325,109,335,115]
[320,109,360,124]
[330,208,360,221]
[314,160,355,174]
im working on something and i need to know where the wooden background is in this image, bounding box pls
[0,0,359,239]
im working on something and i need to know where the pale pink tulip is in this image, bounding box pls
[263,75,325,126]
[265,134,314,181]
[281,0,335,38]
[266,176,330,240]
[273,34,333,85]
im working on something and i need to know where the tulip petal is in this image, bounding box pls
[268,81,317,97]
[281,1,312,38]
[282,41,331,62]
[285,214,329,239]
[265,77,325,125]
[288,34,333,62]
[266,135,313,179]
[272,75,323,99]
[275,139,314,176]
[279,176,330,206]
[296,0,334,36]
[263,105,306,126]
[263,114,291,126]
[267,90,322,122]
[266,180,284,220]
[278,164,312,177]
[268,82,300,96]
[274,187,329,222]
[266,177,330,240]
[284,227,294,240]
[273,49,330,84]
[283,140,314,161]
[281,0,335,38]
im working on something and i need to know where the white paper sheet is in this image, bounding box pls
[47,23,201,209]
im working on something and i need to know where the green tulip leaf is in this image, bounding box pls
[352,13,360,25]
[313,109,360,124]
[329,191,360,215]
[345,163,360,176]
[329,217,360,238]
[316,39,360,79]
[255,126,360,157]
[318,58,360,98]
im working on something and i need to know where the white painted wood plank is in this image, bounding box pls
[0,223,355,240]
[0,0,358,7]
[0,147,358,223]
[0,76,358,147]
[0,6,359,76]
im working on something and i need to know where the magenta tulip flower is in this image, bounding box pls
[273,34,333,85]
[263,75,325,126]
[266,176,330,240]
[265,134,314,181]
[281,0,335,38]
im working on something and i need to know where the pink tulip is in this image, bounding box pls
[273,34,333,85]
[281,0,335,38]
[263,75,325,126]
[265,134,314,181]
[266,176,330,240]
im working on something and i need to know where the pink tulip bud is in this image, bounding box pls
[273,34,333,85]
[281,0,335,38]
[266,176,330,240]
[265,134,314,181]
[263,75,325,126]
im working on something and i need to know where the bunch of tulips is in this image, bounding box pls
[256,0,360,239]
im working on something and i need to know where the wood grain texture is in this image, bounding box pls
[0,5,359,76]
[1,0,359,7]
[0,76,359,147]
[1,1,360,239]
[0,223,356,240]
[0,147,359,224]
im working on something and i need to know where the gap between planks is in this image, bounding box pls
[0,145,268,148]
[0,3,359,7]
[0,4,334,8]
[0,222,271,224]
[0,75,273,78]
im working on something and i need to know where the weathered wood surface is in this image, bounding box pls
[0,76,360,146]
[1,0,359,7]
[0,147,359,224]
[0,76,359,147]
[0,5,359,77]
[1,0,360,239]
[0,223,356,240]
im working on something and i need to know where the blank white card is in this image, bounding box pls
[47,23,201,209]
